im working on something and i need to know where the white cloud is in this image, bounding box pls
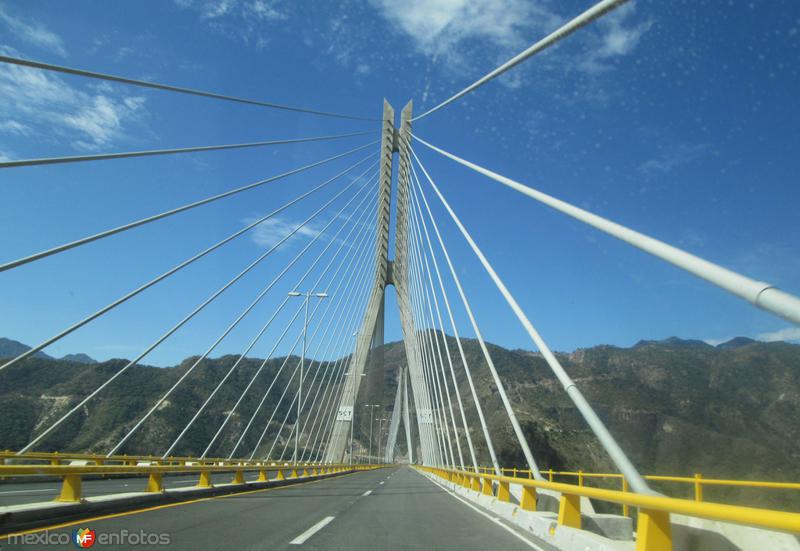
[0,120,32,136]
[577,3,652,74]
[175,0,285,48]
[640,143,709,175]
[0,47,148,151]
[0,5,67,57]
[245,216,319,249]
[757,327,800,343]
[245,0,284,21]
[370,0,561,66]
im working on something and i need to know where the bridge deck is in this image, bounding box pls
[1,467,550,550]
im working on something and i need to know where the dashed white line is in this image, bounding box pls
[289,516,336,545]
[362,490,372,496]
[379,481,384,485]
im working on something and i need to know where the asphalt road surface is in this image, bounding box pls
[0,466,554,550]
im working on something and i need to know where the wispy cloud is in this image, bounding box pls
[244,216,319,249]
[0,119,32,136]
[0,47,149,151]
[370,0,561,70]
[757,327,800,343]
[0,5,67,57]
[576,4,652,74]
[174,0,285,49]
[640,143,710,175]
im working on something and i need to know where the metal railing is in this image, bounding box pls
[0,450,384,503]
[422,466,800,551]
[475,466,800,517]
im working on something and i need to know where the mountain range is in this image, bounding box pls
[0,337,96,364]
[0,334,797,511]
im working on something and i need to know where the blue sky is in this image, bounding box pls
[1,0,798,367]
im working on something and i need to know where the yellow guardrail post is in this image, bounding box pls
[548,469,554,482]
[145,472,163,493]
[520,485,537,511]
[578,470,584,487]
[232,470,245,484]
[622,477,630,517]
[636,509,672,551]
[558,493,581,529]
[694,473,703,502]
[275,469,286,481]
[257,469,268,482]
[481,477,494,497]
[498,479,511,502]
[57,474,82,502]
[198,470,213,488]
[470,475,481,492]
[51,452,61,466]
[289,468,299,478]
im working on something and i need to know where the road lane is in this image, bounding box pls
[1,467,549,550]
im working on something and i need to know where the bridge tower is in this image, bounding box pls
[324,101,425,464]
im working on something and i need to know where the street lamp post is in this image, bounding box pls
[364,404,379,464]
[288,290,328,465]
[377,417,387,462]
[344,372,365,466]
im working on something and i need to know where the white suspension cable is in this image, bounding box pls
[0,154,377,373]
[160,176,376,458]
[203,186,378,458]
[412,0,628,121]
[0,141,376,276]
[276,241,377,461]
[17,165,373,455]
[249,230,376,460]
[408,187,467,470]
[409,210,457,468]
[409,160,512,477]
[0,54,380,121]
[408,174,481,472]
[408,215,449,467]
[414,147,658,492]
[232,212,376,459]
[413,135,800,326]
[0,131,374,169]
[312,247,379,463]
[266,218,374,461]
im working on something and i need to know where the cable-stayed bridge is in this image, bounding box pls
[1,1,799,549]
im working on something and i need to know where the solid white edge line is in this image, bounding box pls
[289,516,336,545]
[363,490,372,496]
[0,489,56,495]
[420,472,547,551]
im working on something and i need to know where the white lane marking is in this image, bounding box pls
[379,481,384,485]
[289,516,336,545]
[423,474,546,551]
[362,490,372,496]
[0,488,56,495]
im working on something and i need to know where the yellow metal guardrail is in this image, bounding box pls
[0,450,384,503]
[422,466,800,551]
[477,466,800,516]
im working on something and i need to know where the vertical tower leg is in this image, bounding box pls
[324,101,394,463]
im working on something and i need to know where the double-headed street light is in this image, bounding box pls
[288,290,328,465]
